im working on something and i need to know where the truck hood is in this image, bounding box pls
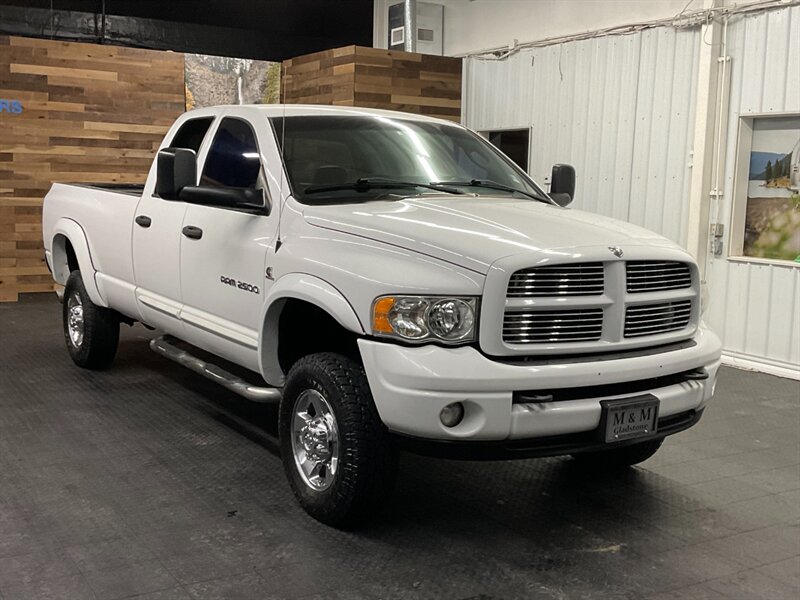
[303,196,680,273]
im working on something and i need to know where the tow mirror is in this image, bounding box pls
[156,147,197,200]
[550,163,575,207]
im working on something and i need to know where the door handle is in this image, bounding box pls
[182,225,203,240]
[135,215,152,228]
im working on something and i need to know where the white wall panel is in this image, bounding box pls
[463,26,700,246]
[705,5,800,373]
[463,8,799,374]
[374,0,712,56]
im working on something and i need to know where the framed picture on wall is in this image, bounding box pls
[731,114,800,264]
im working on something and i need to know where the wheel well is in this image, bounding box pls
[277,299,360,374]
[52,234,80,284]
[65,239,79,273]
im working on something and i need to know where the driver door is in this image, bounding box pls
[178,115,278,372]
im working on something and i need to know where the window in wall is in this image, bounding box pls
[201,118,261,188]
[484,128,530,173]
[731,115,800,263]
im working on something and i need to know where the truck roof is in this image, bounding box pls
[182,104,462,126]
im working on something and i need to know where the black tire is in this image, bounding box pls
[63,270,120,370]
[571,438,664,469]
[279,352,396,527]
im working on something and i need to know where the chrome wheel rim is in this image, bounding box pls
[66,291,84,348]
[291,389,339,492]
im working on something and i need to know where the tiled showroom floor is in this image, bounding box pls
[1,294,798,599]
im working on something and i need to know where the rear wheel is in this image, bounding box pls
[279,352,396,527]
[63,271,120,370]
[572,438,664,469]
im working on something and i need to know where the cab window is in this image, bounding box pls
[201,118,261,189]
[168,117,214,154]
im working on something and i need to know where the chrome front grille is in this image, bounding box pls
[503,308,603,344]
[624,300,692,338]
[627,261,691,293]
[495,258,697,354]
[507,263,604,297]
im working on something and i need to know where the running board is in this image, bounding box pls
[149,335,282,403]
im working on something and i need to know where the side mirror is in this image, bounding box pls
[156,148,197,200]
[179,186,266,213]
[550,163,576,207]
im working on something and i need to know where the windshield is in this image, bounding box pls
[271,115,548,204]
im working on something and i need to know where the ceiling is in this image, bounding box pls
[0,0,374,61]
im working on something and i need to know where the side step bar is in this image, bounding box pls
[150,335,282,403]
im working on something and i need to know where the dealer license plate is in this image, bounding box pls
[598,395,660,443]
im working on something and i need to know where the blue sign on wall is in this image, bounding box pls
[0,100,24,114]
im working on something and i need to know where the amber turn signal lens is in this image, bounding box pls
[372,297,396,334]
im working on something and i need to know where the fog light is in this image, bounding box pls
[440,402,465,427]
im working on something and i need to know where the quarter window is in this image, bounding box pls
[168,117,214,154]
[201,118,261,188]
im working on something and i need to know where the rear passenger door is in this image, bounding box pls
[178,115,278,372]
[132,116,214,333]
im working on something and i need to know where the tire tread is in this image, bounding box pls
[63,271,119,370]
[280,352,396,527]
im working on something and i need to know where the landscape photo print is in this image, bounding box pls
[743,115,800,262]
[185,53,281,110]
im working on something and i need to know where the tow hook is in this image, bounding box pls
[684,368,709,381]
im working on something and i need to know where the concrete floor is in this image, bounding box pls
[0,294,798,600]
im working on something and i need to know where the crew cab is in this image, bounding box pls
[43,105,722,526]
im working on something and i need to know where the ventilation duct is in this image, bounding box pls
[388,1,443,56]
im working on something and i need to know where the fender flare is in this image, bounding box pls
[259,273,364,386]
[50,218,106,307]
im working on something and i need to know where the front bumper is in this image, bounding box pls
[358,324,722,443]
[394,409,703,460]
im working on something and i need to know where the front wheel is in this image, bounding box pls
[279,353,396,527]
[63,271,120,370]
[571,438,664,469]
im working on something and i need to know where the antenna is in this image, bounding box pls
[274,67,287,252]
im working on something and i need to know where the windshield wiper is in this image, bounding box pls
[305,177,464,196]
[431,179,548,202]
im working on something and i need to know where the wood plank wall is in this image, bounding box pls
[0,36,185,302]
[282,46,462,122]
[0,40,461,302]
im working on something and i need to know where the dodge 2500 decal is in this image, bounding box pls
[220,275,260,294]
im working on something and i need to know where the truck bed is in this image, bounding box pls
[42,182,143,304]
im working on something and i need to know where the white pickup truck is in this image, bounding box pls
[43,105,722,526]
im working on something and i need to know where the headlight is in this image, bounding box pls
[372,295,478,344]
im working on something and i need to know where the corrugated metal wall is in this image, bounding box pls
[463,8,800,374]
[463,26,701,246]
[706,5,800,372]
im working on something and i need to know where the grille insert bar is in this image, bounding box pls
[627,261,691,293]
[508,263,604,297]
[503,308,603,344]
[624,300,691,338]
